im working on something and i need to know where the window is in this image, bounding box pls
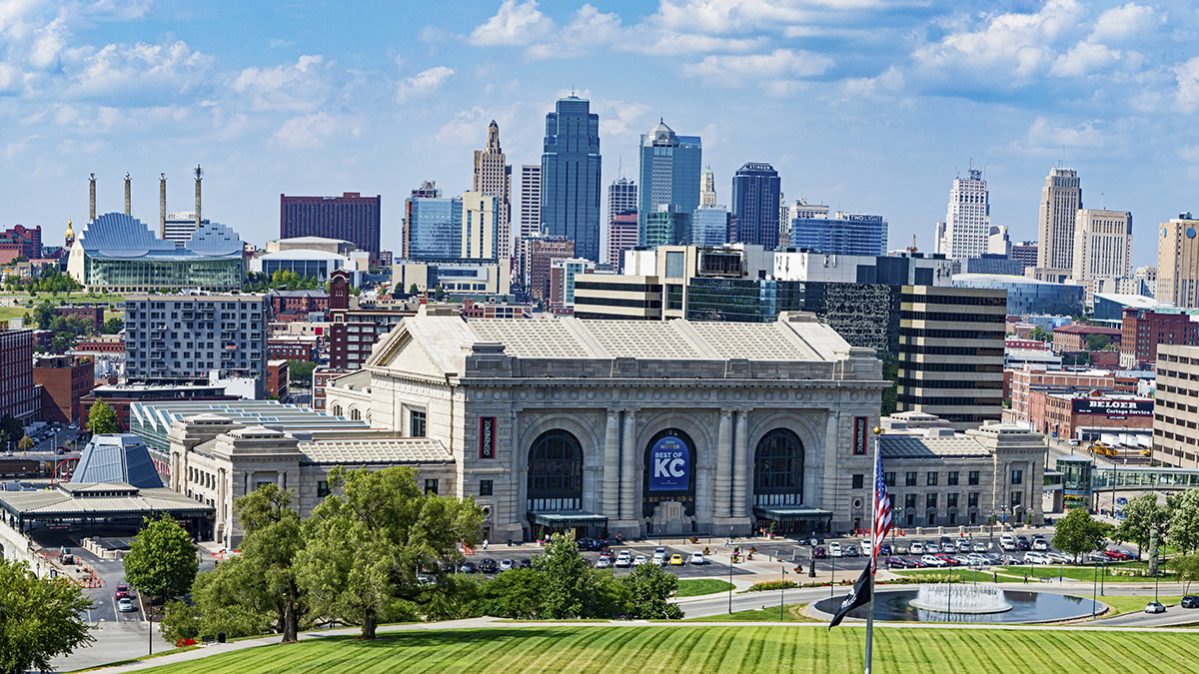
[753,429,804,506]
[926,493,937,508]
[1010,491,1022,507]
[479,479,493,497]
[926,471,938,486]
[1011,468,1023,485]
[905,471,917,487]
[904,494,917,510]
[527,429,584,511]
[851,474,864,490]
[317,480,330,498]
[968,492,979,508]
[255,480,272,490]
[884,472,895,487]
[947,493,959,509]
[947,471,959,486]
[968,471,980,486]
[424,479,439,495]
[409,409,427,438]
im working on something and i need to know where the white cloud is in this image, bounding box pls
[1176,58,1199,112]
[525,5,621,59]
[396,65,455,102]
[684,48,833,85]
[596,100,649,137]
[468,0,553,47]
[272,112,358,150]
[621,30,768,56]
[652,0,888,35]
[232,55,332,112]
[1050,42,1124,78]
[840,65,905,98]
[29,16,67,70]
[67,39,212,102]
[1090,3,1161,43]
[1009,116,1107,155]
[0,62,24,93]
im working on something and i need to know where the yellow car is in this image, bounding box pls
[669,554,684,566]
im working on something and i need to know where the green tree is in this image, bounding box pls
[16,435,33,452]
[621,562,682,619]
[33,301,55,330]
[1114,493,1170,560]
[101,316,124,334]
[0,558,95,674]
[1168,553,1199,595]
[1052,508,1113,563]
[124,516,198,601]
[533,533,624,619]
[296,466,484,639]
[190,556,276,638]
[85,399,119,435]
[1029,326,1049,342]
[286,359,317,388]
[236,484,305,642]
[160,600,201,643]
[409,283,420,296]
[480,567,543,618]
[1167,490,1199,555]
[0,415,22,448]
[1084,333,1111,351]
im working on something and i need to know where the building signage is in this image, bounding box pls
[853,416,869,455]
[648,435,690,492]
[479,417,496,459]
[1072,399,1152,418]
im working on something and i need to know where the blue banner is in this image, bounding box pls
[648,435,690,493]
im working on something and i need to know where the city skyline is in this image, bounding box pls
[1,1,1196,265]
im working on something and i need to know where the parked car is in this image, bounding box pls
[416,574,436,586]
[498,559,514,571]
[1000,554,1022,565]
[905,556,928,568]
[1086,552,1109,564]
[934,554,960,566]
[1145,601,1166,614]
[926,542,941,554]
[813,546,828,559]
[633,555,648,566]
[689,552,706,565]
[595,558,612,569]
[909,542,925,554]
[518,558,533,569]
[828,542,843,558]
[114,584,130,600]
[1031,537,1049,552]
[879,543,892,556]
[1016,536,1031,551]
[614,552,632,568]
[669,554,684,566]
[955,539,971,552]
[477,558,498,574]
[885,557,910,569]
[859,540,872,555]
[921,554,947,567]
[653,547,668,563]
[972,541,988,553]
[894,544,910,555]
[117,598,136,613]
[1023,552,1050,565]
[964,553,989,566]
[458,561,478,574]
[1045,552,1072,564]
[1181,596,1199,609]
[843,546,860,558]
[1000,534,1015,551]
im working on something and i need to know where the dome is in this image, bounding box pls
[646,118,677,146]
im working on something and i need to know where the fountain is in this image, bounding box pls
[908,583,1012,614]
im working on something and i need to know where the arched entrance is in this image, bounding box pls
[526,430,599,540]
[642,429,696,535]
[752,429,823,536]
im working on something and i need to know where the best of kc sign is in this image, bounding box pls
[648,435,690,493]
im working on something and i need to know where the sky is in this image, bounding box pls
[1,0,1197,266]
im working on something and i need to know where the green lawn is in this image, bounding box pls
[0,306,29,322]
[137,625,1199,673]
[894,563,1160,585]
[675,579,735,598]
[891,569,1023,584]
[1100,595,1182,616]
[685,603,817,622]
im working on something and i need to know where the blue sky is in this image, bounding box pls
[1,0,1197,265]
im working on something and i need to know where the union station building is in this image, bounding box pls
[326,306,888,542]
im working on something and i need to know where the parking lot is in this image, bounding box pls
[455,542,756,579]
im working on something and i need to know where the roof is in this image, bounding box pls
[72,435,163,488]
[952,273,1063,286]
[1094,293,1158,309]
[129,400,370,438]
[259,249,349,261]
[0,484,211,520]
[278,236,352,244]
[879,435,994,459]
[298,437,453,465]
[1054,323,1121,335]
[78,213,242,261]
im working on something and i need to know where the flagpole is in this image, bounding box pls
[864,425,882,674]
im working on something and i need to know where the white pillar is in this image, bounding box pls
[732,410,749,519]
[619,410,637,522]
[602,410,620,519]
[714,410,733,518]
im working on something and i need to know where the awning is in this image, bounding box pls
[753,506,833,521]
[528,510,608,527]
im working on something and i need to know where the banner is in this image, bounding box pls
[853,416,869,455]
[647,435,690,493]
[478,417,496,459]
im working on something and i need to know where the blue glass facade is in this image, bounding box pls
[789,213,887,256]
[952,274,1084,316]
[731,163,781,249]
[407,197,462,261]
[691,206,729,247]
[638,121,701,246]
[541,96,602,262]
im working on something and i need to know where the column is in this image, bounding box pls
[714,410,733,519]
[619,410,637,522]
[602,410,620,519]
[731,410,749,519]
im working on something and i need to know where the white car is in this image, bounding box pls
[689,552,705,565]
[926,543,941,554]
[828,542,843,558]
[498,559,514,571]
[1031,538,1049,551]
[632,555,648,566]
[652,547,667,563]
[972,541,988,552]
[910,542,925,554]
[921,554,947,567]
[614,552,632,568]
[1024,552,1050,565]
[955,539,971,552]
[1145,601,1166,614]
[595,558,612,569]
[965,553,989,565]
[117,597,136,613]
[1000,535,1016,551]
[1045,552,1072,564]
[859,540,872,556]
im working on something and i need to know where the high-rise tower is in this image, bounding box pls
[1157,213,1199,309]
[940,168,991,260]
[637,119,702,246]
[700,166,717,207]
[541,95,602,262]
[730,163,781,249]
[1036,167,1082,272]
[519,165,541,240]
[472,120,512,258]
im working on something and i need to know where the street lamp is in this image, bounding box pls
[1091,558,1098,620]
[728,552,734,614]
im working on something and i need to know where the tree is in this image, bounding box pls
[1084,333,1111,351]
[1029,326,1050,342]
[0,558,95,674]
[235,485,305,642]
[480,567,543,618]
[86,399,119,435]
[17,435,33,452]
[160,600,201,643]
[1114,493,1169,560]
[409,283,420,296]
[124,516,198,601]
[0,415,22,448]
[1167,490,1199,555]
[101,317,124,334]
[621,562,682,619]
[33,301,55,330]
[1168,553,1199,595]
[1052,508,1113,562]
[533,533,624,619]
[186,557,277,639]
[286,360,317,388]
[296,466,484,639]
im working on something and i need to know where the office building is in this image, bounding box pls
[896,286,1007,430]
[638,120,701,246]
[1011,241,1038,271]
[162,212,208,247]
[328,306,414,372]
[1006,368,1122,425]
[938,168,991,260]
[0,224,42,259]
[519,165,541,240]
[1026,389,1152,444]
[548,257,595,312]
[1154,345,1199,467]
[472,121,512,259]
[1036,167,1082,273]
[67,213,244,292]
[541,95,602,262]
[279,193,381,262]
[644,206,693,248]
[461,191,500,260]
[1073,209,1132,283]
[692,205,730,247]
[987,225,1011,256]
[1050,324,1121,353]
[0,328,37,424]
[392,260,510,297]
[33,354,95,424]
[952,273,1085,316]
[524,235,575,303]
[1156,213,1199,309]
[958,255,1026,276]
[325,305,887,539]
[730,163,782,249]
[789,211,888,256]
[251,250,360,286]
[608,177,638,227]
[404,184,462,261]
[1120,307,1199,369]
[774,251,952,286]
[700,166,717,207]
[607,212,639,271]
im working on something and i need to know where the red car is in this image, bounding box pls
[934,554,961,566]
[114,583,129,599]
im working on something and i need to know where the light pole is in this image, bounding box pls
[1091,560,1097,620]
[830,551,836,597]
[779,566,785,621]
[728,552,734,614]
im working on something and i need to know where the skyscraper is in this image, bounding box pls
[472,121,512,259]
[461,191,499,261]
[789,211,888,256]
[1036,167,1082,272]
[607,212,638,271]
[1157,213,1199,309]
[280,192,381,261]
[939,168,990,260]
[730,163,781,249]
[403,182,462,261]
[541,96,602,262]
[638,119,702,246]
[700,166,717,207]
[1072,209,1132,283]
[608,177,638,224]
[519,165,541,240]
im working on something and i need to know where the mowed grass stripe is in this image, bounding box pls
[1109,633,1186,674]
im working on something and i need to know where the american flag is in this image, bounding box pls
[870,448,893,574]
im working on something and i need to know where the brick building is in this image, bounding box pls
[1026,388,1152,442]
[56,306,105,333]
[280,193,381,262]
[1006,368,1119,423]
[266,360,289,399]
[1052,323,1121,353]
[328,307,411,370]
[522,235,574,302]
[268,290,329,320]
[81,384,237,431]
[1120,308,1199,369]
[267,336,318,361]
[32,355,94,423]
[0,224,43,259]
[1,328,38,423]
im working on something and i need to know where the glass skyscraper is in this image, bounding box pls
[691,205,730,247]
[790,212,888,256]
[731,163,781,249]
[638,120,701,246]
[406,196,462,261]
[541,96,602,262]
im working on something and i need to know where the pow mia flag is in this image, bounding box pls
[828,564,873,629]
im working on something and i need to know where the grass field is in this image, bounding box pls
[138,625,1199,673]
[675,579,735,597]
[894,563,1158,585]
[685,603,817,622]
[892,569,1023,584]
[1100,595,1182,616]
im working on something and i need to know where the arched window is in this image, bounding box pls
[350,408,361,421]
[754,429,804,507]
[527,430,583,512]
[332,405,342,417]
